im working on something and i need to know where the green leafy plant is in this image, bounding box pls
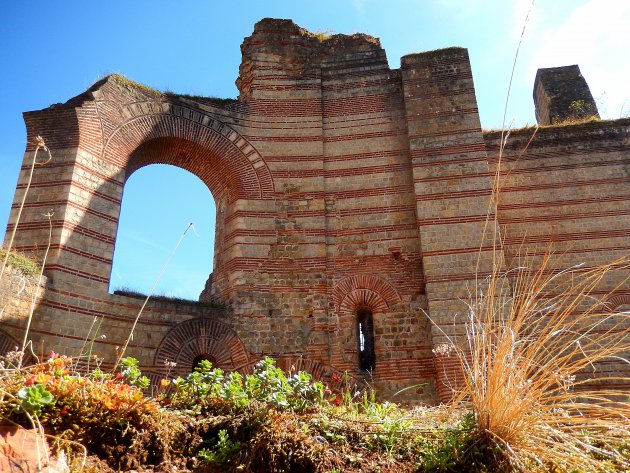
[17,383,54,415]
[166,356,326,414]
[0,248,40,276]
[120,356,150,389]
[418,412,493,472]
[198,428,242,465]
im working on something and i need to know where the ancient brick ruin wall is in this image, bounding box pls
[534,65,600,125]
[3,18,629,402]
[485,119,630,388]
[0,267,46,360]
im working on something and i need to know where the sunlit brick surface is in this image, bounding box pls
[3,19,629,403]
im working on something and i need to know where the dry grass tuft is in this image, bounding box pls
[442,251,630,471]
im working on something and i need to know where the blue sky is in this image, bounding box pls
[1,0,628,299]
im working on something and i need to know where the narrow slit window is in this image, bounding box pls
[357,308,375,371]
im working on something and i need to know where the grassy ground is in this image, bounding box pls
[0,350,628,472]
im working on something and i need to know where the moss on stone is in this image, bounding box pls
[164,92,237,106]
[104,76,237,106]
[109,74,163,96]
[0,248,41,277]
[113,287,226,308]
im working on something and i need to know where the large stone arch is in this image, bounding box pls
[101,103,274,201]
[5,81,281,379]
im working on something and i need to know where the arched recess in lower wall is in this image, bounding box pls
[0,329,33,365]
[154,317,251,379]
[580,293,630,387]
[604,294,630,313]
[0,329,20,357]
[151,317,356,393]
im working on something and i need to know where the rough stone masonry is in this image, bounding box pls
[2,18,629,403]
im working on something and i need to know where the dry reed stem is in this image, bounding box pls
[0,136,51,282]
[19,210,54,369]
[450,251,630,471]
[441,1,630,468]
[114,222,195,369]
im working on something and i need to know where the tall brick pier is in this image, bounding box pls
[3,19,629,403]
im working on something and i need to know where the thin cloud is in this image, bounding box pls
[352,0,366,17]
[119,231,168,252]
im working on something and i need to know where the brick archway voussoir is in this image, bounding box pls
[101,107,274,200]
[332,274,401,314]
[604,294,630,312]
[155,317,250,377]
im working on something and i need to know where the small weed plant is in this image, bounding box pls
[197,428,242,466]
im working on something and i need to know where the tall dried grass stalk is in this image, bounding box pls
[20,209,54,368]
[0,136,51,281]
[435,1,630,469]
[450,252,630,471]
[114,222,195,368]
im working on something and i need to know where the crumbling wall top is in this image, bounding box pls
[533,64,600,126]
[237,18,386,100]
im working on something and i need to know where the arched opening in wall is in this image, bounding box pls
[109,164,216,301]
[357,307,375,371]
[192,353,218,372]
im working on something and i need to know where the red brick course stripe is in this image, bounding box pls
[500,176,629,194]
[414,172,492,184]
[45,264,109,283]
[20,160,124,186]
[492,156,630,176]
[271,162,411,179]
[222,223,418,241]
[11,244,112,264]
[244,134,321,143]
[498,194,630,211]
[270,185,415,201]
[264,149,407,163]
[17,180,121,204]
[404,87,476,101]
[406,107,479,121]
[418,214,494,226]
[502,228,630,245]
[415,188,492,202]
[323,129,404,143]
[411,142,487,158]
[500,208,630,225]
[12,200,118,223]
[7,221,114,244]
[409,127,481,140]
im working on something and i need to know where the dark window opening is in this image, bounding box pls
[192,353,217,372]
[357,308,375,371]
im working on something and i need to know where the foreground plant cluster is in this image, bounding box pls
[2,239,630,472]
[0,346,629,473]
[0,353,452,472]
